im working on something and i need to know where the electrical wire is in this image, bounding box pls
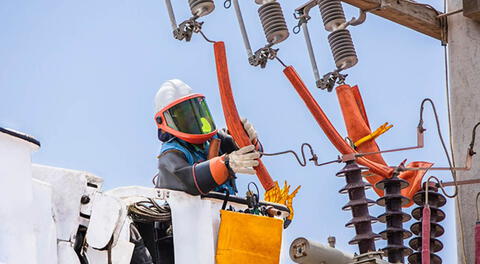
[128,198,171,223]
[418,98,458,198]
[260,143,341,167]
[199,30,216,43]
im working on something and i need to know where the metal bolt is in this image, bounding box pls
[81,195,90,204]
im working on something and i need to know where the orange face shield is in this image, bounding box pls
[154,94,217,144]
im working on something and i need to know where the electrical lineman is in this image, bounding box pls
[153,79,261,195]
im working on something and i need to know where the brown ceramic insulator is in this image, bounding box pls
[336,160,380,254]
[411,206,446,222]
[378,210,411,223]
[408,252,443,264]
[412,190,447,208]
[407,182,446,264]
[410,222,445,237]
[409,237,444,252]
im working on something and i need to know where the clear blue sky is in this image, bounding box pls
[1,0,457,263]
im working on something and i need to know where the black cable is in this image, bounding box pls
[419,98,458,198]
[468,122,480,155]
[260,143,341,167]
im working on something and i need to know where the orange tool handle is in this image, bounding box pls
[283,66,393,178]
[214,41,276,191]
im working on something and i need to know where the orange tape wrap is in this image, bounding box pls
[214,41,275,191]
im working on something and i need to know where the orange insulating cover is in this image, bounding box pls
[336,84,433,204]
[282,66,393,179]
[213,41,275,191]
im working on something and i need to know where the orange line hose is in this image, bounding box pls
[214,41,275,191]
[282,66,393,178]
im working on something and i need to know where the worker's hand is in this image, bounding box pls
[241,118,258,143]
[226,145,260,175]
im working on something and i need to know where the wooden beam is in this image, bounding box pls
[341,0,445,41]
[464,0,480,21]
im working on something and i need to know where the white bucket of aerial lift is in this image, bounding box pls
[0,128,40,264]
[107,186,217,264]
[83,191,136,264]
[107,186,288,264]
[57,241,81,264]
[32,179,58,264]
[32,164,103,241]
[85,214,135,264]
[85,192,125,249]
[31,164,103,263]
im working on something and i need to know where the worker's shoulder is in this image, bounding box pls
[159,139,193,163]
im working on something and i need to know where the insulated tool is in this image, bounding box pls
[376,167,413,263]
[213,41,300,221]
[223,0,289,68]
[294,0,366,91]
[164,0,215,41]
[213,41,274,191]
[408,181,446,264]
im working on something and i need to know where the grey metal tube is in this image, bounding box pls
[232,0,254,58]
[290,237,353,264]
[164,0,178,31]
[301,22,321,83]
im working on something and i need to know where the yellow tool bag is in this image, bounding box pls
[215,210,283,264]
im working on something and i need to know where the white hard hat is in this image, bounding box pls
[154,79,194,113]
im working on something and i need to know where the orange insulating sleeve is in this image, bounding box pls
[336,84,433,202]
[336,85,388,167]
[282,66,392,178]
[213,41,275,191]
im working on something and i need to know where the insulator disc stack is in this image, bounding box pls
[376,173,413,263]
[188,0,215,17]
[407,182,446,264]
[317,0,347,32]
[327,29,358,70]
[258,2,289,44]
[336,160,381,254]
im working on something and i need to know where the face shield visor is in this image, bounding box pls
[155,94,217,144]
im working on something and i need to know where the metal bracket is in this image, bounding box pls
[294,0,367,92]
[249,46,279,68]
[227,0,283,68]
[174,18,203,42]
[317,70,348,91]
[164,0,204,42]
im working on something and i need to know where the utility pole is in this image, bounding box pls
[447,0,480,262]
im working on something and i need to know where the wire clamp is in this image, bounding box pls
[317,70,348,91]
[249,46,279,68]
[174,18,204,42]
